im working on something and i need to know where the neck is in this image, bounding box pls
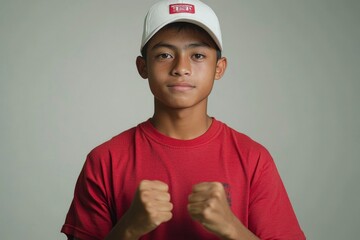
[151,101,212,140]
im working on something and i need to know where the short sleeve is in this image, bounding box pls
[248,148,306,240]
[61,152,113,240]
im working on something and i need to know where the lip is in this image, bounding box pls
[167,82,195,92]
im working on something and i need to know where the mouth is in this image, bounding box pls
[167,82,195,92]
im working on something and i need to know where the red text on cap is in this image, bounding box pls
[169,4,195,14]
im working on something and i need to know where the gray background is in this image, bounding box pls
[1,0,359,239]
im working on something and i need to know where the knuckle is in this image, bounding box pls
[165,212,173,221]
[206,198,217,209]
[165,192,171,200]
[202,207,212,219]
[144,201,154,210]
[139,180,149,189]
[139,190,150,201]
[160,182,169,191]
[149,211,158,219]
[212,182,223,190]
[160,192,170,201]
[211,190,222,199]
[153,212,172,225]
[162,212,172,221]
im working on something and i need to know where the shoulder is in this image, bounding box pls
[217,120,274,174]
[218,120,270,155]
[92,126,137,154]
[84,122,144,167]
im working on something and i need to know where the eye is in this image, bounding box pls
[193,53,205,60]
[156,53,173,60]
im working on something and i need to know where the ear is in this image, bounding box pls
[214,57,227,80]
[136,56,148,79]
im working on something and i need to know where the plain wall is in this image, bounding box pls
[1,0,359,239]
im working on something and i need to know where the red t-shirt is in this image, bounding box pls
[61,118,305,239]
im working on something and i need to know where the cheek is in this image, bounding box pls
[193,63,217,80]
[147,75,166,98]
[148,64,171,79]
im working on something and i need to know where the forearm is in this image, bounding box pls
[104,213,141,240]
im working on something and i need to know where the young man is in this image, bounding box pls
[61,0,306,239]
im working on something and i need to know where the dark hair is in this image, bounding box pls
[141,22,222,60]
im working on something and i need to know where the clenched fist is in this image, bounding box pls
[188,182,242,239]
[114,180,173,239]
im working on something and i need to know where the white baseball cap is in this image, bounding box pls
[140,0,223,52]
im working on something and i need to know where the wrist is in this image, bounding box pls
[220,225,241,240]
[220,216,258,240]
[122,227,141,240]
[105,214,142,240]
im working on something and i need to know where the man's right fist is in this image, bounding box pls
[121,180,173,238]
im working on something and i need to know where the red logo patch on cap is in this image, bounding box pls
[169,4,195,14]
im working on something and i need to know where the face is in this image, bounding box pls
[136,25,227,110]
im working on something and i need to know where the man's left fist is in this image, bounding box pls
[187,182,238,238]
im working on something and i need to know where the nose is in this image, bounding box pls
[171,54,191,76]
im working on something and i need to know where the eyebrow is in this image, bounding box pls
[150,41,212,51]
